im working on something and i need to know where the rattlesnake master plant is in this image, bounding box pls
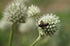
[0,0,28,46]
[0,0,27,30]
[27,5,40,17]
[27,4,40,22]
[38,14,60,36]
[31,14,60,46]
[30,14,60,46]
[3,0,27,24]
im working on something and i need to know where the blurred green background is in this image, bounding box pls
[0,0,70,46]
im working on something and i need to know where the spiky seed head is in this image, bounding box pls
[27,5,40,17]
[3,1,27,24]
[38,14,60,36]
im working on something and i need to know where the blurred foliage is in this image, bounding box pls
[32,0,54,6]
[57,29,70,46]
[0,30,8,46]
[0,12,2,20]
[27,0,56,7]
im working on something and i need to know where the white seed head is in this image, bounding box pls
[38,13,60,36]
[3,1,27,24]
[27,5,40,17]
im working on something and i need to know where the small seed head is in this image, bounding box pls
[27,5,40,17]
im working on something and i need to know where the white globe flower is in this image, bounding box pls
[38,13,60,36]
[3,1,27,24]
[0,0,27,30]
[27,5,40,17]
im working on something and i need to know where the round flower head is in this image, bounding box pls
[3,1,27,24]
[27,5,40,17]
[38,14,60,36]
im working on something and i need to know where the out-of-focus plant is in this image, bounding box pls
[0,0,27,46]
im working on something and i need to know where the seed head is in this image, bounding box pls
[38,14,60,36]
[3,1,27,24]
[27,5,40,17]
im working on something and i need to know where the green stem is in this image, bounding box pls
[31,35,42,46]
[8,24,16,46]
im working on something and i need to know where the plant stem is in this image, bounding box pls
[31,35,42,46]
[8,24,16,46]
